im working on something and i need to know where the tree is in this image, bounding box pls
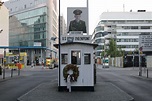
[107,38,123,57]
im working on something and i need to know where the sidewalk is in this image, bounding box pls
[0,65,55,80]
[17,81,134,101]
[0,69,19,80]
[134,67,152,80]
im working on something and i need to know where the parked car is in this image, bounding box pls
[103,57,109,68]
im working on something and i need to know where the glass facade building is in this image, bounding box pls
[9,7,47,47]
[4,0,58,65]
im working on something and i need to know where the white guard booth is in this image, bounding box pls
[55,32,97,91]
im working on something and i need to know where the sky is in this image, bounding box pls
[2,0,152,34]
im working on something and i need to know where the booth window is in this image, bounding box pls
[84,53,91,64]
[61,54,68,64]
[71,51,81,65]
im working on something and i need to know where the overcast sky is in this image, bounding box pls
[2,0,152,34]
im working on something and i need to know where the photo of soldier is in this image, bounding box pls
[68,9,87,33]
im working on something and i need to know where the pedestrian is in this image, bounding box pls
[67,74,71,92]
[42,60,44,69]
[31,61,34,68]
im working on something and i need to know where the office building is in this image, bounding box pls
[60,16,66,35]
[92,11,152,60]
[4,0,58,65]
[0,3,9,65]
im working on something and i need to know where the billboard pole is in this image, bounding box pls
[87,0,89,35]
[139,49,141,76]
[58,0,61,91]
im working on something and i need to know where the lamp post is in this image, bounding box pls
[18,48,21,76]
[139,46,143,76]
[103,38,105,68]
[132,50,134,69]
[3,48,6,79]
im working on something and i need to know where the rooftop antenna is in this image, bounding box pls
[123,4,125,12]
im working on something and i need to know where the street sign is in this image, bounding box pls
[139,34,152,51]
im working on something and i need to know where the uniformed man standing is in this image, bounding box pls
[69,9,87,33]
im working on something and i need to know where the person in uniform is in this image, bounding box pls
[69,9,87,33]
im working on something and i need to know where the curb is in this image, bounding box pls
[0,75,20,82]
[132,75,152,81]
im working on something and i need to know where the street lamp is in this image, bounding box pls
[139,46,143,76]
[103,38,106,68]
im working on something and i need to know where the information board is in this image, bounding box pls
[139,34,152,51]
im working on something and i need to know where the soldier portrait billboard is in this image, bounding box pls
[67,7,88,34]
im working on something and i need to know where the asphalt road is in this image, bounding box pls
[97,66,152,101]
[0,67,58,101]
[1,66,152,101]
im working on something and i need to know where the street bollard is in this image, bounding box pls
[11,69,13,77]
[3,68,5,79]
[146,69,148,78]
[0,66,2,75]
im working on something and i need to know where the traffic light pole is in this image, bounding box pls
[18,48,20,76]
[3,48,6,79]
[139,49,142,76]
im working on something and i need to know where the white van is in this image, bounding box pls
[103,57,109,68]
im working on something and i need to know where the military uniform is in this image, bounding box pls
[69,20,86,33]
[68,9,87,33]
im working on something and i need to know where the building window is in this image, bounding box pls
[24,5,26,9]
[141,26,150,29]
[15,7,18,11]
[71,51,81,65]
[84,53,91,64]
[61,54,68,64]
[95,26,104,32]
[122,32,128,36]
[131,26,138,29]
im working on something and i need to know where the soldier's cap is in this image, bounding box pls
[73,9,82,15]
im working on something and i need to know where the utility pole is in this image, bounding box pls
[133,51,134,69]
[18,48,21,76]
[103,38,105,68]
[139,46,143,76]
[3,48,6,79]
